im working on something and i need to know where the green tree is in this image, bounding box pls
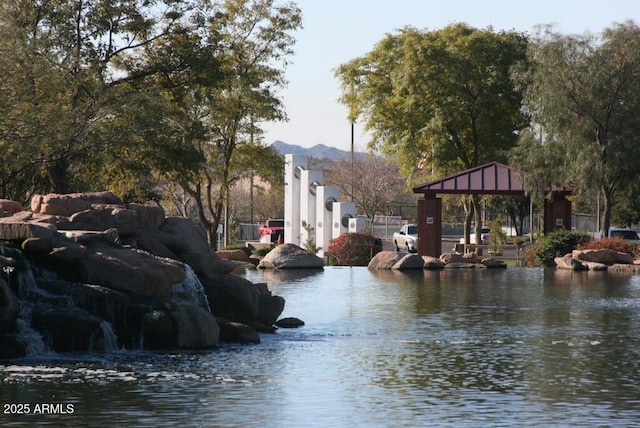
[335,23,529,244]
[512,21,640,236]
[174,0,301,248]
[0,0,199,197]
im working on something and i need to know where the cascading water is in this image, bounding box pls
[170,262,211,311]
[5,249,120,356]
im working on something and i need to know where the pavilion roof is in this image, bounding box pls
[412,161,572,196]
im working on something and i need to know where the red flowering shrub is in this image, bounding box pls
[327,232,382,266]
[578,237,632,254]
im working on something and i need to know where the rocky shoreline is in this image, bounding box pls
[0,192,297,359]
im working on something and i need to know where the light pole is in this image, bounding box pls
[351,121,355,202]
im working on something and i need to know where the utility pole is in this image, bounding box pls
[351,121,355,202]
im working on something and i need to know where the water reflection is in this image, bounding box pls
[3,267,640,426]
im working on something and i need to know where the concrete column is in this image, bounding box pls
[284,154,307,246]
[300,169,324,248]
[332,201,356,239]
[315,185,339,258]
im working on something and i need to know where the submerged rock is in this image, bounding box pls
[275,317,305,328]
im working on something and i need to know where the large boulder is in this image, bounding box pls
[31,191,123,216]
[77,245,186,298]
[423,256,446,270]
[572,249,634,265]
[203,273,260,327]
[257,244,324,269]
[68,207,138,235]
[0,220,56,241]
[554,255,588,270]
[127,203,165,229]
[30,306,113,353]
[481,258,507,268]
[392,254,426,270]
[0,191,290,353]
[368,251,405,269]
[157,216,211,255]
[440,252,480,264]
[179,250,236,280]
[254,282,285,328]
[216,318,260,344]
[0,199,23,216]
[162,296,219,348]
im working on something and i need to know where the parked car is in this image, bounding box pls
[470,227,490,244]
[259,218,284,243]
[598,227,640,242]
[393,223,418,253]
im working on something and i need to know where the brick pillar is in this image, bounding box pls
[417,195,442,257]
[544,194,572,233]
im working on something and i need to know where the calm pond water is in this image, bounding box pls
[2,266,640,427]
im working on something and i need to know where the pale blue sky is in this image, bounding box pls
[262,0,638,151]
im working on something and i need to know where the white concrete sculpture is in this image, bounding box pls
[284,154,307,246]
[315,185,339,258]
[284,154,363,256]
[332,201,356,239]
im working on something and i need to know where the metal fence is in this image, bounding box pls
[237,222,260,242]
[370,215,403,240]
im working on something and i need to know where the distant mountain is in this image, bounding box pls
[270,140,367,160]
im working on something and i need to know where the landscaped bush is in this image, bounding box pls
[578,237,634,254]
[327,232,382,266]
[533,229,592,267]
[520,242,539,267]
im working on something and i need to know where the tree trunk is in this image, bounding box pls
[47,159,68,193]
[471,194,483,245]
[463,197,473,244]
[601,188,613,237]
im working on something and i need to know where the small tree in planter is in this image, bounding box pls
[301,220,320,254]
[488,219,507,256]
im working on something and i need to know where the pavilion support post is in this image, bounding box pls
[417,195,442,257]
[544,193,572,233]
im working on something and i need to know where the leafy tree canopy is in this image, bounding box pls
[335,23,529,184]
[511,21,640,235]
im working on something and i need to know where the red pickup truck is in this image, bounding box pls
[259,219,284,243]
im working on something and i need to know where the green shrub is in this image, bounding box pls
[533,229,592,267]
[488,219,507,255]
[327,232,382,266]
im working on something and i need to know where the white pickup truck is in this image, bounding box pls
[393,224,418,253]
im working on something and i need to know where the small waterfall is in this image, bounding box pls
[14,315,48,356]
[171,263,211,311]
[96,321,119,352]
[11,260,121,355]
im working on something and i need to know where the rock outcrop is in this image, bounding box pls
[555,249,639,271]
[367,251,500,270]
[0,192,293,358]
[257,243,324,269]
